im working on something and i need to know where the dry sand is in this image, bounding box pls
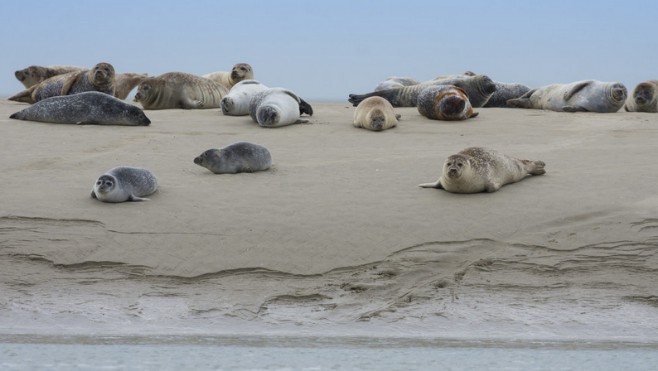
[1,100,657,341]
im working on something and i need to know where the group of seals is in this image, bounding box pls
[221,80,269,116]
[91,167,158,203]
[134,72,228,110]
[507,80,627,112]
[194,142,272,174]
[249,88,313,127]
[353,96,399,131]
[203,63,254,90]
[624,81,658,112]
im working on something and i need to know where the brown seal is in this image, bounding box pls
[134,72,228,110]
[624,80,658,112]
[416,85,478,121]
[114,73,148,100]
[353,96,400,131]
[203,63,254,90]
[14,65,84,88]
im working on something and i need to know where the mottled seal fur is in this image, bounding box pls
[419,147,545,193]
[353,96,399,131]
[507,80,627,113]
[349,75,496,108]
[9,91,151,126]
[374,77,421,91]
[114,73,148,100]
[134,72,228,110]
[203,63,254,90]
[483,82,531,108]
[624,81,658,112]
[249,88,313,127]
[91,167,158,202]
[194,142,272,174]
[14,65,84,88]
[9,62,115,104]
[417,85,478,121]
[221,80,269,116]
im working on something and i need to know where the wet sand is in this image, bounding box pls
[1,100,657,341]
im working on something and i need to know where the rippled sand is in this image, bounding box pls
[1,100,657,342]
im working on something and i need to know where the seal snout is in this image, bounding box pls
[440,95,466,117]
[193,156,203,165]
[15,71,24,81]
[610,84,627,102]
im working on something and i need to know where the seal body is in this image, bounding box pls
[416,85,478,121]
[203,63,254,90]
[349,75,496,108]
[194,142,272,174]
[91,167,158,202]
[249,88,313,127]
[483,82,531,108]
[624,80,658,112]
[374,77,421,91]
[507,80,627,113]
[134,72,228,110]
[14,65,84,88]
[9,92,151,126]
[419,147,546,193]
[353,96,399,131]
[220,80,269,116]
[9,63,116,104]
[114,73,148,100]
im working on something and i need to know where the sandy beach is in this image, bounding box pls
[1,99,657,342]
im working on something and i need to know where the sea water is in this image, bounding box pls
[2,336,658,370]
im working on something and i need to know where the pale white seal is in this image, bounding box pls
[248,88,313,128]
[507,80,627,112]
[220,80,269,116]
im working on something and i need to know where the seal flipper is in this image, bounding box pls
[60,70,86,96]
[562,105,588,112]
[506,89,536,108]
[418,180,443,189]
[348,92,378,107]
[128,195,150,202]
[299,98,313,116]
[485,181,502,193]
[91,190,98,199]
[563,80,592,102]
[8,87,36,103]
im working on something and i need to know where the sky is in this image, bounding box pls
[1,0,657,101]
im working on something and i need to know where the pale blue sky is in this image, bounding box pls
[1,0,656,101]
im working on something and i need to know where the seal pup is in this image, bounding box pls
[203,63,254,90]
[624,80,658,112]
[220,80,269,116]
[9,62,116,104]
[134,72,228,110]
[419,147,545,193]
[507,80,627,113]
[353,96,400,131]
[349,75,496,108]
[483,82,531,108]
[113,73,148,100]
[374,77,421,91]
[417,85,478,121]
[249,88,313,128]
[14,65,84,88]
[9,92,151,126]
[194,142,272,174]
[91,167,158,202]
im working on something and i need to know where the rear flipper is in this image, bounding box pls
[418,180,443,189]
[299,99,313,116]
[522,160,546,175]
[8,87,36,103]
[348,92,377,107]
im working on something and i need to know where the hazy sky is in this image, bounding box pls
[2,0,656,101]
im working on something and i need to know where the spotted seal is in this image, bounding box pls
[220,80,269,116]
[9,91,151,126]
[91,167,158,202]
[353,96,400,131]
[8,62,116,104]
[134,72,228,109]
[14,65,84,88]
[203,63,254,90]
[417,85,478,121]
[114,73,148,100]
[624,80,658,112]
[419,147,546,193]
[249,88,313,127]
[349,75,496,108]
[506,80,627,112]
[194,142,272,174]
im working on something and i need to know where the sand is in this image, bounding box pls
[1,99,657,341]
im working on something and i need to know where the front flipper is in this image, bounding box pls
[562,105,588,112]
[128,195,150,202]
[91,190,97,199]
[563,80,592,102]
[418,180,443,189]
[484,182,502,192]
[77,121,100,125]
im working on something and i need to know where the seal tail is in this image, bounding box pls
[523,160,546,175]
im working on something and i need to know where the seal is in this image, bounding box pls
[8,62,116,104]
[113,73,148,100]
[353,96,400,131]
[349,74,497,108]
[14,65,84,88]
[203,63,254,90]
[624,80,658,112]
[483,82,531,108]
[416,85,478,121]
[194,142,272,174]
[91,166,158,203]
[249,88,313,127]
[374,77,421,91]
[220,80,269,116]
[9,91,151,126]
[419,147,546,193]
[134,72,228,110]
[506,80,627,112]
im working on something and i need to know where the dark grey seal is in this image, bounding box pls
[194,142,272,174]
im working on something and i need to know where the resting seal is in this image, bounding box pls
[114,73,148,100]
[483,82,531,108]
[374,77,421,91]
[8,62,116,104]
[14,65,84,88]
[221,80,269,116]
[419,147,545,193]
[507,80,627,112]
[91,167,158,202]
[134,72,228,109]
[9,92,150,126]
[203,63,254,90]
[624,81,658,112]
[417,85,478,121]
[353,96,399,131]
[194,142,272,174]
[349,75,496,108]
[249,88,313,127]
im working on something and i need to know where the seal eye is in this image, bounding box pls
[457,162,463,167]
[96,180,102,185]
